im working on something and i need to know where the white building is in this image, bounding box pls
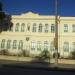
[0,12,75,58]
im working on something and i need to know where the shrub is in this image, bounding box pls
[53,52,60,58]
[40,50,50,59]
[22,50,30,57]
[0,49,8,55]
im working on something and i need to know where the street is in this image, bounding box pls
[0,65,75,75]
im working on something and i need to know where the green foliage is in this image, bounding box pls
[40,50,50,59]
[0,49,8,55]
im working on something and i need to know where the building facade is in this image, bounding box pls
[0,12,75,58]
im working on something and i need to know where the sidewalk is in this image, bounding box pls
[0,55,75,70]
[0,55,75,65]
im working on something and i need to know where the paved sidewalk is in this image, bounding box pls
[0,55,75,65]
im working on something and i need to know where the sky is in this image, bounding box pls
[2,0,75,16]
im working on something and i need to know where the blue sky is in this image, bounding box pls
[2,0,75,16]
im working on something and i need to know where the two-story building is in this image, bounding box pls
[0,12,75,58]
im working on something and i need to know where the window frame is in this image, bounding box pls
[64,42,69,52]
[64,24,68,32]
[21,23,25,32]
[51,24,55,33]
[12,40,17,49]
[38,23,42,32]
[15,23,19,32]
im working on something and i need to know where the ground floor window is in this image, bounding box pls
[72,42,75,51]
[50,42,55,51]
[7,40,11,49]
[37,41,42,51]
[1,39,5,49]
[31,41,36,50]
[44,41,48,51]
[12,40,17,49]
[64,42,69,52]
[18,40,23,50]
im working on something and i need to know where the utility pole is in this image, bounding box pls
[54,0,58,66]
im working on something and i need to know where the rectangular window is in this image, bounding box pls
[72,24,75,32]
[44,24,48,33]
[38,24,42,32]
[7,40,11,49]
[13,40,17,49]
[18,40,23,49]
[44,41,48,51]
[64,24,68,32]
[31,41,36,50]
[73,42,75,51]
[64,42,69,52]
[1,39,5,49]
[51,24,55,33]
[50,42,55,51]
[37,41,41,51]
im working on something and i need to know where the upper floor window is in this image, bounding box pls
[44,41,48,51]
[72,42,75,51]
[9,23,13,32]
[37,41,41,51]
[27,23,30,31]
[72,24,75,32]
[64,42,69,52]
[13,40,17,49]
[18,40,23,49]
[7,40,11,49]
[64,24,68,32]
[31,41,36,50]
[15,23,19,32]
[38,23,42,32]
[32,23,36,32]
[51,24,55,33]
[21,23,25,32]
[1,39,5,49]
[44,24,48,33]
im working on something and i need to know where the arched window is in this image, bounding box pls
[1,39,5,49]
[38,23,42,32]
[32,23,36,32]
[7,40,11,49]
[15,23,19,32]
[9,23,13,32]
[12,40,17,49]
[21,23,25,32]
[18,40,23,49]
[64,42,69,52]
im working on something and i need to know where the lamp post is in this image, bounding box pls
[54,0,58,66]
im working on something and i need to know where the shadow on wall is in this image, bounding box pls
[0,13,13,33]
